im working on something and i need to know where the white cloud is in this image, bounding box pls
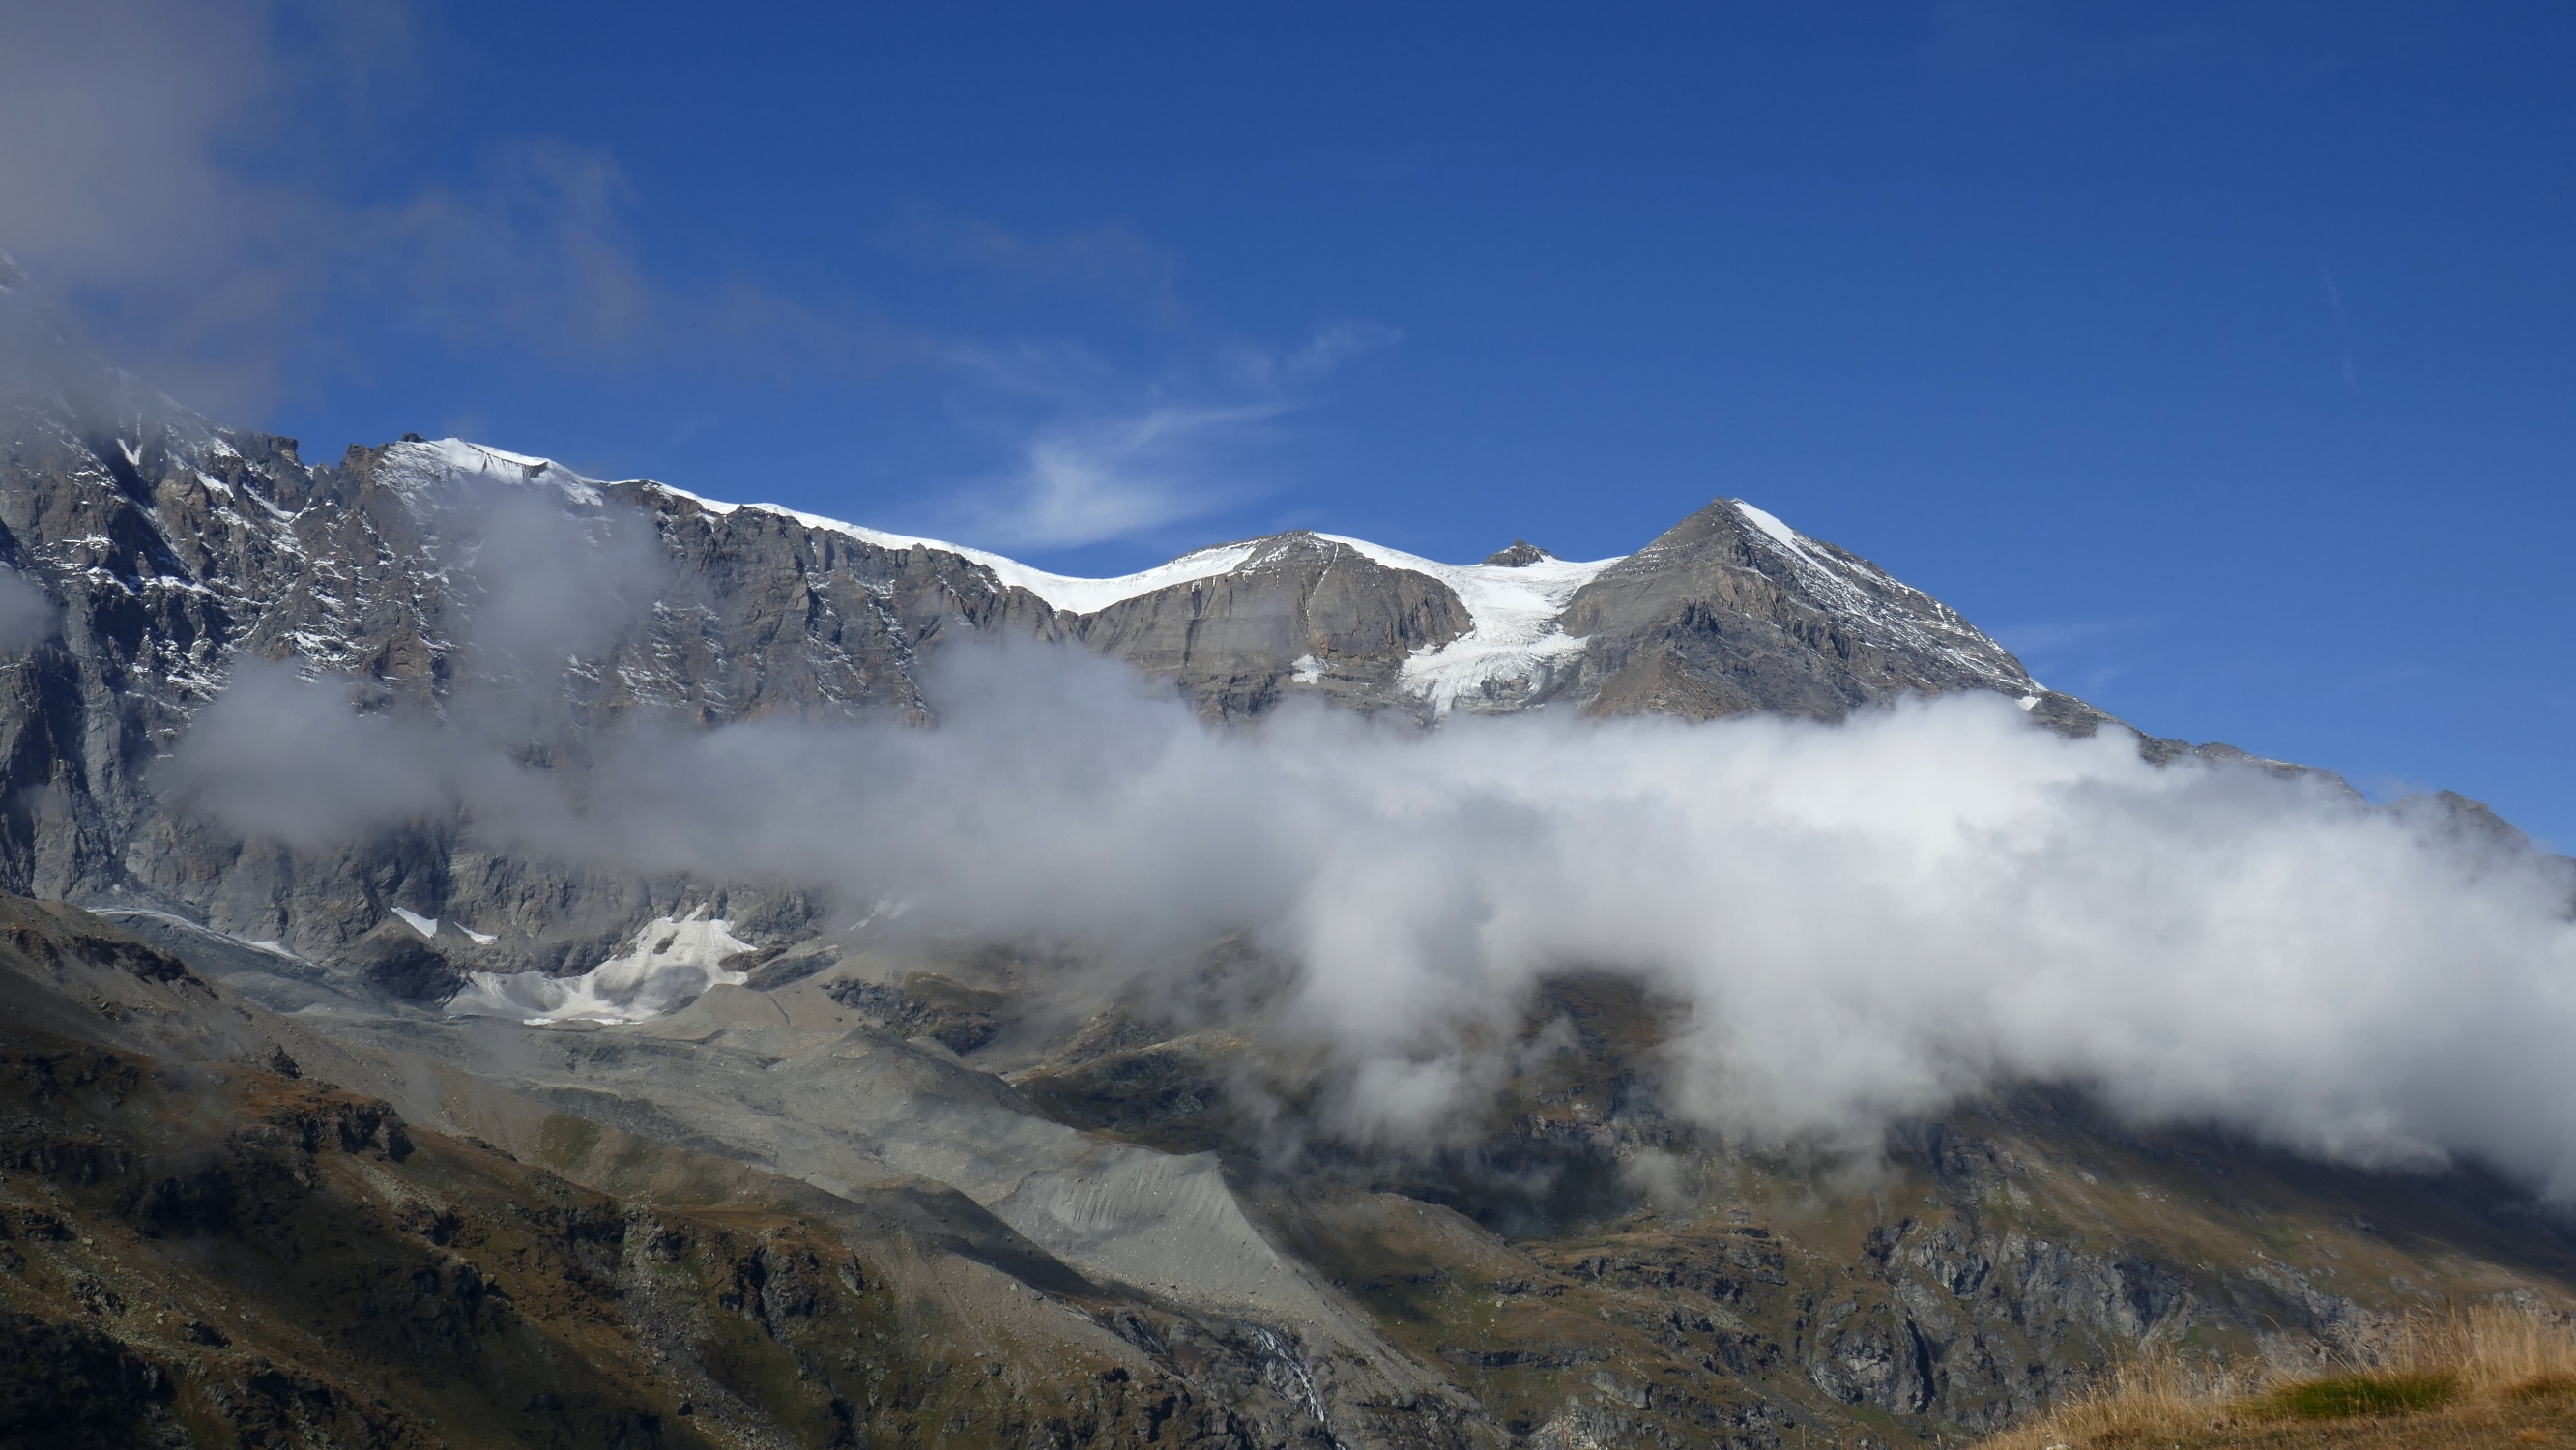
[0,0,911,415]
[934,319,1399,552]
[949,397,1288,550]
[172,638,2576,1197]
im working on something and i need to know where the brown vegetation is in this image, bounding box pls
[1976,1304,2576,1450]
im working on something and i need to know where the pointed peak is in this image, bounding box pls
[1483,539,1554,567]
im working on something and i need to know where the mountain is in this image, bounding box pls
[0,378,2075,943]
[1,291,2567,1449]
[0,407,2143,942]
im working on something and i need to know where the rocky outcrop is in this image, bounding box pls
[1075,531,1472,719]
[1549,499,2035,721]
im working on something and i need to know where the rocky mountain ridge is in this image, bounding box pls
[0,342,2131,968]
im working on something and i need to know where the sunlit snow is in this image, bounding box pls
[1319,536,1621,715]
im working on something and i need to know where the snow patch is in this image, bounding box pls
[456,923,497,944]
[1732,500,1814,564]
[389,907,438,939]
[1318,535,1621,715]
[448,908,755,1026]
[1290,653,1325,685]
[387,439,605,507]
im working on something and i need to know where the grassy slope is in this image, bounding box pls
[1973,1307,2576,1450]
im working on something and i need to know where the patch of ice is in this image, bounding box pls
[1289,653,1325,685]
[389,907,438,938]
[456,924,497,944]
[448,908,755,1026]
[1317,535,1622,715]
[117,439,141,468]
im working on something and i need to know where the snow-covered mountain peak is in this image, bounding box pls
[382,437,609,508]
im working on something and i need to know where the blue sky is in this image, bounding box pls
[8,2,2574,841]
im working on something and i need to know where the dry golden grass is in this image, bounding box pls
[1974,1304,2576,1450]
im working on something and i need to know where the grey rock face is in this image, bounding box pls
[1074,531,1471,719]
[1548,499,2037,721]
[0,301,1081,960]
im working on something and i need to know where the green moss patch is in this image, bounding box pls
[2267,1371,2455,1419]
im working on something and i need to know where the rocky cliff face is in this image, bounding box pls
[1551,500,2038,721]
[1073,531,1474,720]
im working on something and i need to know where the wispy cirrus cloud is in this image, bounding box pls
[890,204,1189,325]
[934,321,1401,553]
[1994,615,2171,705]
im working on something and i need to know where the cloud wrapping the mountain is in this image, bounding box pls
[168,639,2576,1196]
[0,568,57,652]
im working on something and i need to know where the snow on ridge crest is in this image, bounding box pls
[397,441,2020,710]
[399,440,1258,615]
[396,436,1649,710]
[681,488,1262,615]
[387,438,606,507]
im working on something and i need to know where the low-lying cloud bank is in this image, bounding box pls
[169,643,2576,1193]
